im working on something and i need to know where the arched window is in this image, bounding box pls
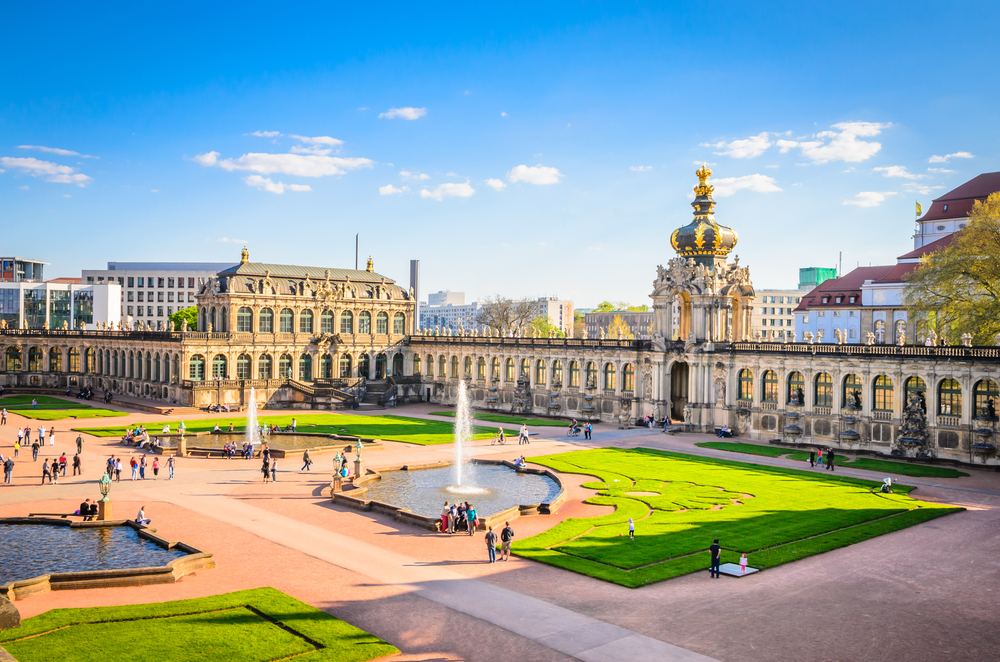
[49,347,63,372]
[97,349,103,375]
[220,306,228,332]
[128,350,134,378]
[320,310,334,334]
[258,354,273,379]
[236,354,251,379]
[520,359,529,380]
[200,307,206,332]
[938,379,962,416]
[172,355,179,383]
[535,359,546,385]
[814,373,833,407]
[321,354,333,379]
[552,360,563,386]
[622,363,635,392]
[874,319,886,344]
[337,310,353,334]
[69,347,81,373]
[299,354,312,381]
[278,353,293,378]
[586,361,597,388]
[359,311,372,334]
[393,312,405,335]
[451,356,459,378]
[491,357,500,381]
[259,308,274,333]
[5,347,21,372]
[154,353,161,382]
[477,356,486,380]
[439,355,446,377]
[299,309,314,334]
[189,354,206,381]
[143,351,150,379]
[359,353,370,378]
[505,358,514,382]
[873,375,894,411]
[604,363,616,390]
[761,370,778,403]
[787,371,804,404]
[279,308,294,333]
[119,351,125,376]
[28,347,43,372]
[413,354,422,376]
[974,380,999,417]
[376,311,389,335]
[424,354,433,377]
[236,307,253,333]
[905,376,927,412]
[210,307,216,330]
[843,374,862,408]
[569,360,580,387]
[463,356,472,378]
[738,369,753,401]
[206,353,224,379]
[392,352,403,377]
[339,353,352,378]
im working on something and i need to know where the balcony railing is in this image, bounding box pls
[813,406,832,416]
[871,410,892,421]
[937,415,961,427]
[731,341,1000,361]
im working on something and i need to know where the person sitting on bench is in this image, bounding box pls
[80,499,93,521]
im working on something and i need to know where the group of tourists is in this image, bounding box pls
[17,425,55,455]
[441,501,479,535]
[222,441,260,459]
[807,448,837,471]
[517,424,531,445]
[260,444,278,482]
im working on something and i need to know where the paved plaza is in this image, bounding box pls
[2,401,999,662]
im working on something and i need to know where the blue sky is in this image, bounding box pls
[2,2,998,307]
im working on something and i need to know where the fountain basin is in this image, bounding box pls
[334,460,564,531]
[0,519,213,601]
[157,432,382,457]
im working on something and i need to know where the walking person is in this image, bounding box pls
[447,503,456,534]
[58,453,67,477]
[4,457,13,484]
[271,459,277,482]
[585,423,592,440]
[261,457,271,483]
[13,440,19,458]
[17,427,24,448]
[41,459,52,485]
[139,455,147,480]
[441,502,450,533]
[31,398,37,410]
[709,538,722,578]
[301,449,312,472]
[48,427,55,446]
[167,455,175,480]
[826,448,835,471]
[72,453,82,476]
[816,449,825,469]
[808,450,816,468]
[152,457,160,479]
[32,440,40,461]
[628,518,635,540]
[485,526,498,563]
[467,503,478,535]
[115,457,122,482]
[130,456,138,480]
[1,408,6,425]
[76,435,84,453]
[500,521,514,561]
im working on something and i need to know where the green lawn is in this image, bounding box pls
[429,410,575,427]
[0,395,126,420]
[697,441,969,479]
[74,412,515,445]
[0,395,93,410]
[0,587,397,662]
[514,447,960,587]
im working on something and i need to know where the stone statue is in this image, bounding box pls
[168,320,174,331]
[43,320,49,330]
[682,404,692,425]
[599,328,606,339]
[0,319,6,330]
[582,328,588,339]
[715,378,726,405]
[206,322,213,333]
[961,332,973,347]
[865,331,875,346]
[62,321,69,330]
[181,319,188,332]
[789,330,796,343]
[896,330,906,346]
[795,386,804,406]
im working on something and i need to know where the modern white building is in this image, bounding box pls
[427,290,466,306]
[0,281,120,330]
[82,261,236,323]
[532,297,574,337]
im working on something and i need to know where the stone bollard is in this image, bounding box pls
[354,460,364,481]
[97,500,113,521]
[0,595,20,629]
[332,475,343,493]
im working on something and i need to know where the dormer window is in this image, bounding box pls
[835,296,843,304]
[849,295,857,304]
[822,296,829,304]
[943,204,948,211]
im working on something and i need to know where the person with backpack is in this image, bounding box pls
[500,521,515,561]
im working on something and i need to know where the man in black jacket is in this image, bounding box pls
[826,448,835,471]
[709,538,722,578]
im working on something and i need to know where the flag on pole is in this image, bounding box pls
[916,201,922,217]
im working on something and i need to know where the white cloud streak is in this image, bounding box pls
[842,191,897,207]
[420,181,475,201]
[776,122,889,163]
[379,107,427,120]
[244,175,311,194]
[194,151,372,177]
[507,164,563,185]
[17,145,97,158]
[630,165,653,172]
[928,151,974,163]
[873,165,926,180]
[712,174,782,197]
[251,131,282,138]
[400,170,430,181]
[927,168,956,173]
[0,156,92,185]
[485,178,506,191]
[379,184,409,195]
[703,132,773,159]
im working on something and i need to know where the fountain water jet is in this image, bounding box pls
[245,387,261,452]
[448,380,486,495]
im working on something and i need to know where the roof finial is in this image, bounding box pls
[240,245,249,264]
[366,255,374,272]
[694,163,714,197]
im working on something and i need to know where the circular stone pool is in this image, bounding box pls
[165,433,356,453]
[360,463,561,519]
[0,524,187,584]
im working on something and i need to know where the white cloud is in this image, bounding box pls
[501,111,507,117]
[400,170,430,181]
[250,131,282,138]
[17,185,28,190]
[287,135,344,156]
[0,156,92,185]
[902,183,945,195]
[692,161,717,166]
[764,164,779,169]
[630,165,653,172]
[842,191,897,207]
[873,165,926,180]
[195,151,372,177]
[420,181,475,201]
[703,132,772,159]
[379,107,427,120]
[507,164,563,185]
[927,167,956,173]
[244,175,312,194]
[150,189,160,193]
[357,107,368,111]
[776,122,889,163]
[379,184,409,195]
[17,145,97,158]
[485,178,506,191]
[712,174,782,197]
[218,237,248,244]
[289,134,343,146]
[928,151,974,163]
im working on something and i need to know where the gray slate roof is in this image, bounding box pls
[217,262,394,284]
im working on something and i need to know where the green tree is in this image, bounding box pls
[529,315,565,338]
[904,192,1000,344]
[170,306,198,331]
[573,310,586,338]
[606,314,634,339]
[594,300,648,312]
[594,301,617,312]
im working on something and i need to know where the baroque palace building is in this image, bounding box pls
[1,168,998,465]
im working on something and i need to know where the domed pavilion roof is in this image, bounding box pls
[670,165,738,261]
